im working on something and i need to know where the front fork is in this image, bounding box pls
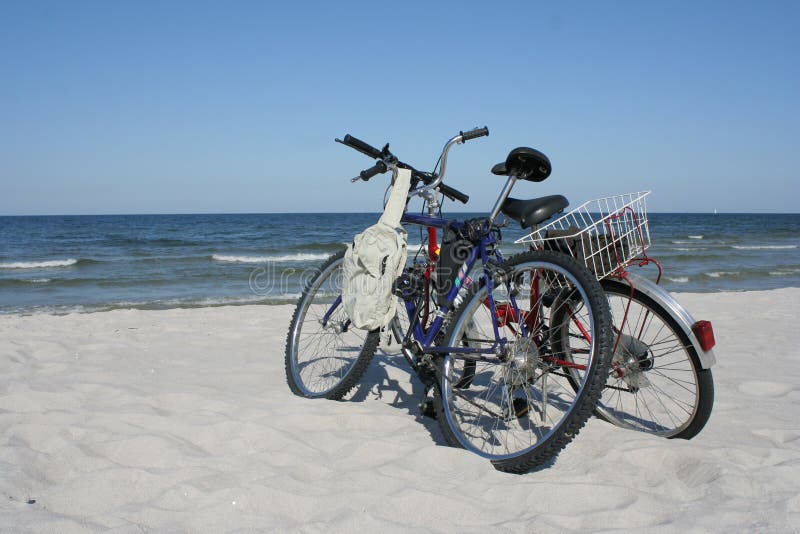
[320,295,351,333]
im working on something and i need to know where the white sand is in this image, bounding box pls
[1,289,799,532]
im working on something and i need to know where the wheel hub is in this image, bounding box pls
[504,336,541,386]
[322,319,349,334]
[612,333,652,389]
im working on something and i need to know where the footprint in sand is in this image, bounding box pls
[737,380,794,397]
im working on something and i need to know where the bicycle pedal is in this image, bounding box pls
[418,399,436,419]
[512,397,531,419]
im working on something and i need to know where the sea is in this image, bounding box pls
[1,212,798,314]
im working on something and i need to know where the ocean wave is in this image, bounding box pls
[0,278,53,287]
[704,271,740,278]
[666,276,689,283]
[269,253,330,262]
[0,276,117,288]
[769,268,800,276]
[0,293,303,315]
[688,235,704,239]
[0,259,78,269]
[731,245,798,250]
[211,253,330,263]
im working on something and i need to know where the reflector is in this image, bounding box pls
[693,320,716,351]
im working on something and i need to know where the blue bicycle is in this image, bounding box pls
[285,128,613,472]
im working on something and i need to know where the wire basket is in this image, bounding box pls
[516,191,652,280]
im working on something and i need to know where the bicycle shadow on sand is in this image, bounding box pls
[341,343,560,472]
[342,344,449,448]
[340,343,560,472]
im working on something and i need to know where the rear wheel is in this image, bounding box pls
[596,280,714,439]
[554,278,714,438]
[433,251,612,473]
[285,250,379,399]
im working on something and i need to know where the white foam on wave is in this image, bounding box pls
[212,253,329,263]
[0,259,78,269]
[26,278,52,283]
[688,235,704,239]
[666,276,689,283]
[705,271,740,278]
[732,245,797,250]
[770,268,800,276]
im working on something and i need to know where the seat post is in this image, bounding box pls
[489,175,518,223]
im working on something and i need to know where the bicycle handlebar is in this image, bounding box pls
[341,134,383,159]
[439,183,470,204]
[358,161,387,181]
[339,126,486,204]
[460,126,489,142]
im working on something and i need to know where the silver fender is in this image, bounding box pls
[609,273,716,369]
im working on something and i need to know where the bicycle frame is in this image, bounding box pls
[385,213,591,377]
[313,213,518,362]
[396,213,524,359]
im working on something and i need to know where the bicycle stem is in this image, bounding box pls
[407,129,516,223]
[412,133,463,201]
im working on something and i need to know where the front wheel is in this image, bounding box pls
[285,249,379,399]
[433,251,613,473]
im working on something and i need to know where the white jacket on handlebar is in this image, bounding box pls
[342,168,411,330]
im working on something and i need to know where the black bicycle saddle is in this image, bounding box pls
[501,195,569,228]
[491,147,552,182]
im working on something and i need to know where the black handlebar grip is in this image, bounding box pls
[359,161,387,181]
[343,134,383,159]
[438,183,470,204]
[460,126,490,142]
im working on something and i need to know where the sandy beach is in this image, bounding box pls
[1,288,799,532]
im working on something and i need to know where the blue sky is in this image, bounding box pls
[0,1,797,215]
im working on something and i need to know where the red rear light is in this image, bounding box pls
[692,320,716,351]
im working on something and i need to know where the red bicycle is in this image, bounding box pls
[402,191,716,439]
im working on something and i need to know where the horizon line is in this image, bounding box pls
[1,210,799,217]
